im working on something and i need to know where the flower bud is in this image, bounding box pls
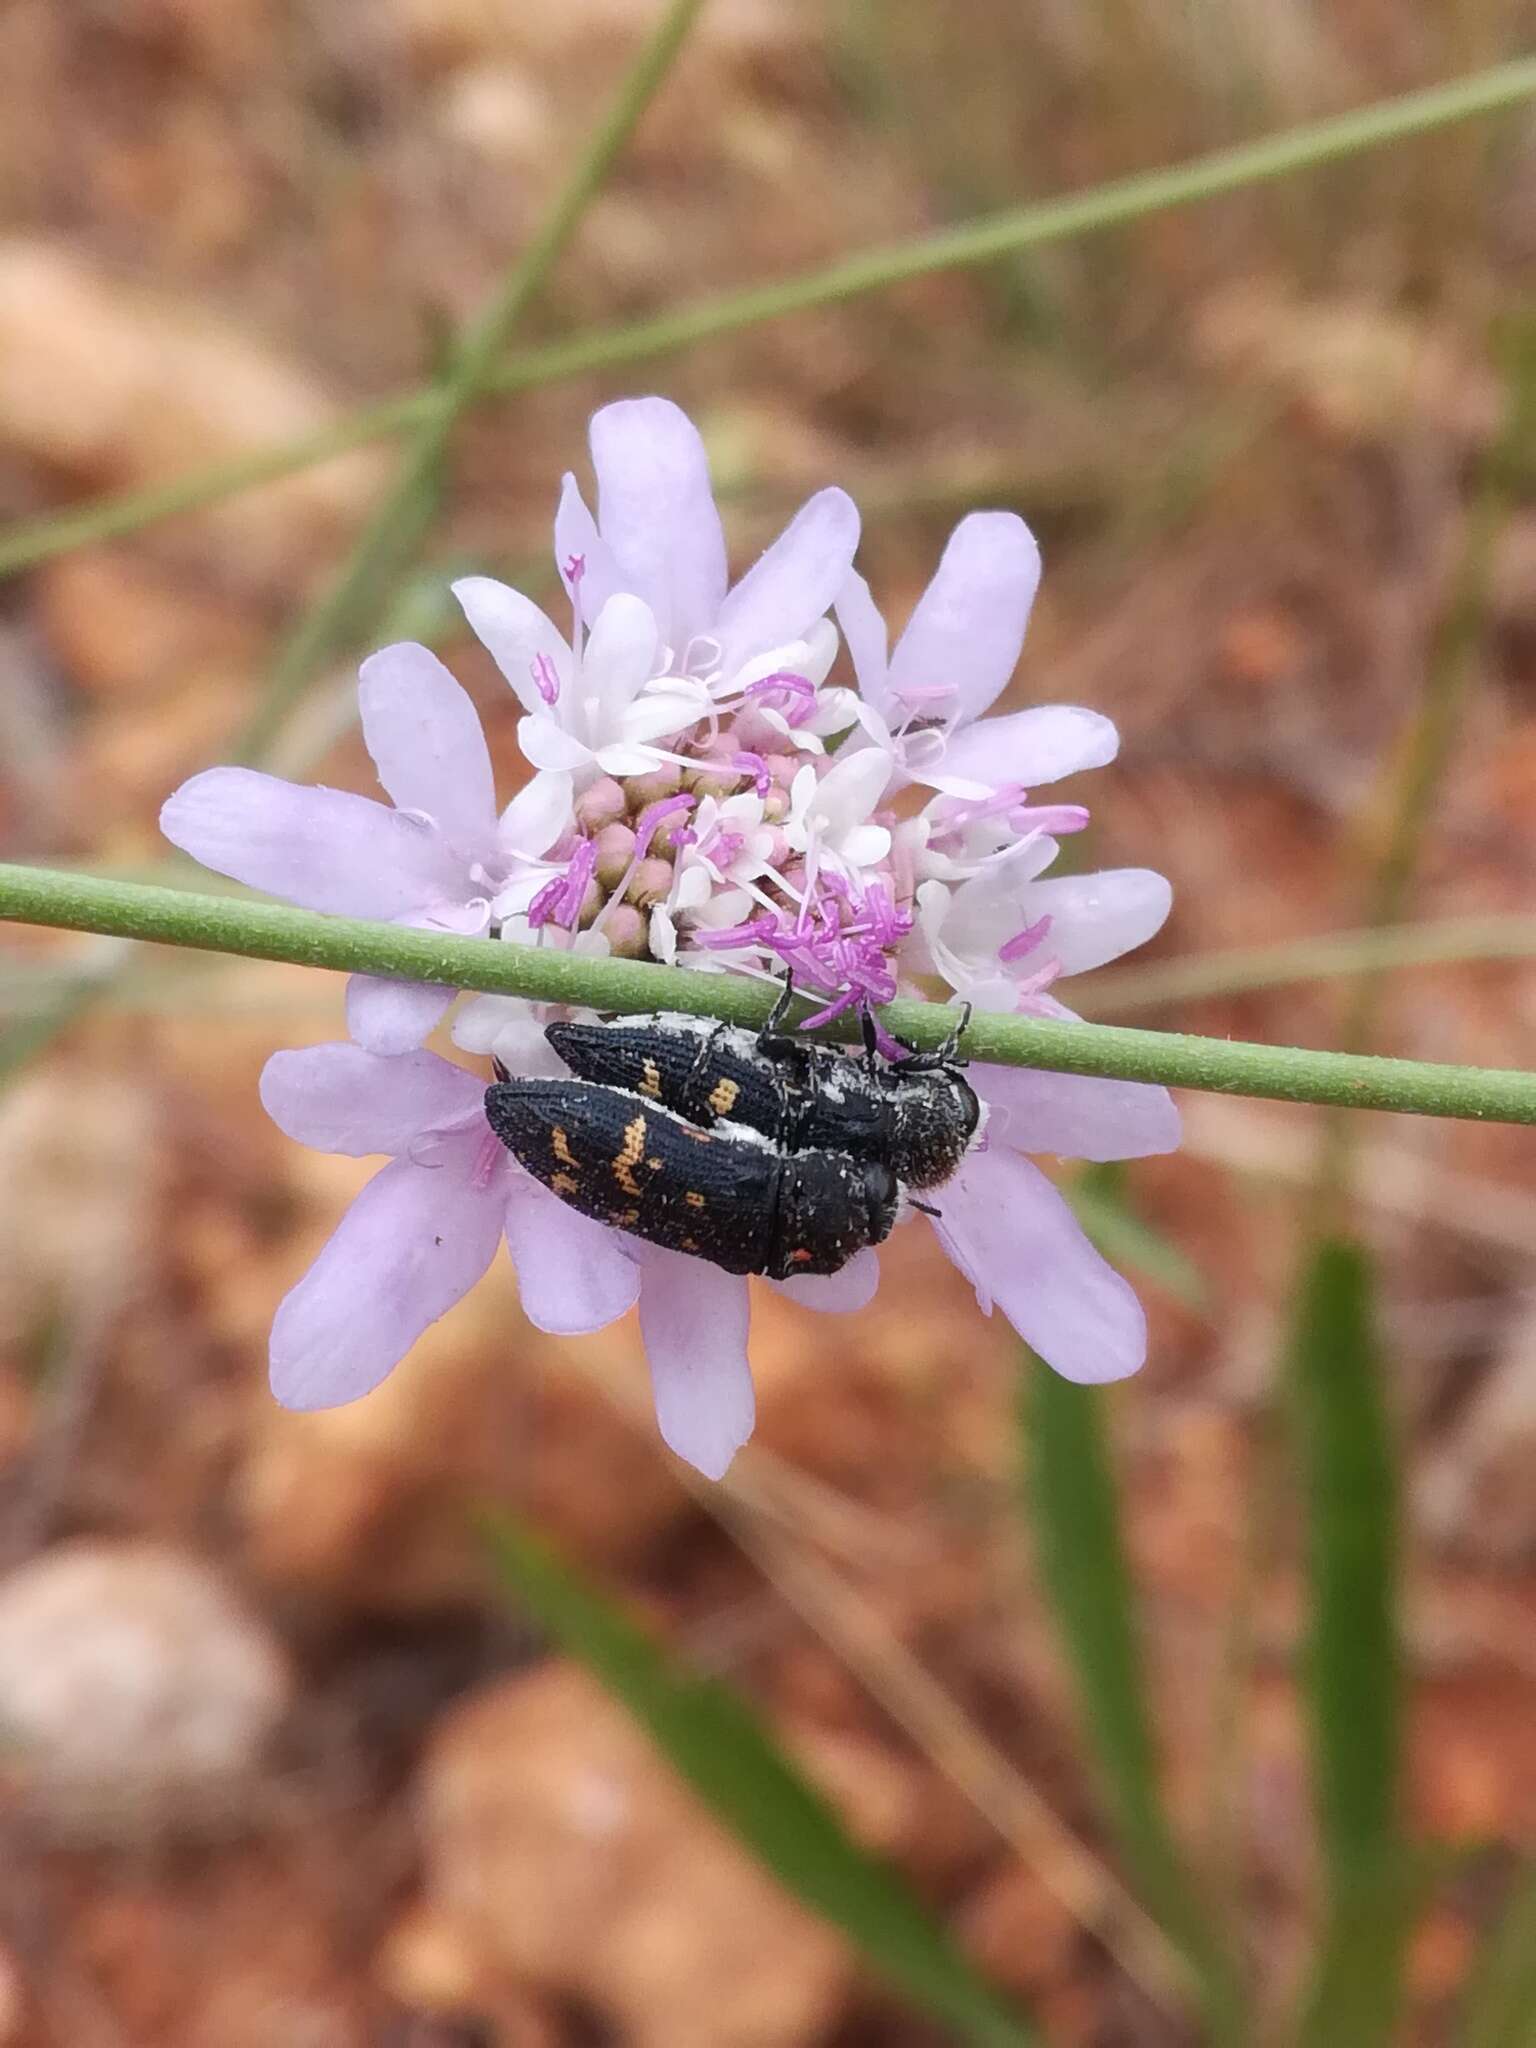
[650,814,692,856]
[574,776,627,833]
[761,787,789,822]
[593,821,637,890]
[625,857,674,910]
[763,827,790,867]
[730,707,778,752]
[686,761,746,801]
[604,904,649,958]
[765,753,799,789]
[576,878,605,928]
[624,764,683,811]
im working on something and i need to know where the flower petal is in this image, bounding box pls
[452,993,570,1075]
[260,1043,485,1154]
[770,1245,880,1314]
[269,1147,504,1408]
[498,769,576,858]
[554,472,625,622]
[939,704,1119,792]
[887,511,1041,725]
[715,487,861,676]
[636,1248,755,1478]
[516,714,594,773]
[834,567,890,710]
[932,1148,1145,1383]
[584,592,662,735]
[160,766,464,918]
[504,1179,641,1334]
[1024,868,1172,976]
[357,642,497,851]
[590,397,728,652]
[344,974,457,1056]
[453,576,573,716]
[973,1061,1181,1162]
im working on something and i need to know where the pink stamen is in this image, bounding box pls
[732,750,771,797]
[999,913,1053,964]
[932,783,1030,832]
[1009,802,1090,837]
[529,652,561,707]
[744,671,817,728]
[693,868,911,1027]
[527,837,597,930]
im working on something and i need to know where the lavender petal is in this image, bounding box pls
[357,642,498,854]
[932,1148,1146,1384]
[452,576,573,716]
[771,1246,881,1313]
[887,512,1041,725]
[833,566,891,710]
[269,1147,505,1408]
[590,397,728,652]
[259,1042,485,1155]
[1023,868,1172,976]
[715,487,860,676]
[636,1249,756,1478]
[554,472,625,621]
[503,1180,641,1334]
[160,766,464,918]
[973,1060,1181,1162]
[939,704,1119,791]
[344,974,458,1056]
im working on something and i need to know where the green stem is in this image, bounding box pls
[7,863,1536,1125]
[232,0,706,764]
[4,56,1535,578]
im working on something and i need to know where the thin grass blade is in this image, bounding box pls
[1068,1162,1206,1311]
[1288,1235,1406,2046]
[1019,1361,1245,2038]
[480,1513,1037,2048]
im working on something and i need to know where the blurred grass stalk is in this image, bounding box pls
[234,0,708,765]
[1019,1363,1248,2040]
[481,1513,1039,2047]
[1290,318,1536,2042]
[2,56,1536,579]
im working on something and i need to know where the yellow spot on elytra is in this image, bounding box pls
[612,1114,647,1197]
[551,1171,579,1197]
[639,1057,663,1099]
[647,1157,663,1172]
[707,1076,740,1117]
[685,1191,706,1209]
[681,1235,699,1252]
[551,1126,578,1169]
[790,1247,813,1264]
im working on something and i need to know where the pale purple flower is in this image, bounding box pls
[163,393,1182,1480]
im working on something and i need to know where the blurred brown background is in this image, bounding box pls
[4,2,1536,2042]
